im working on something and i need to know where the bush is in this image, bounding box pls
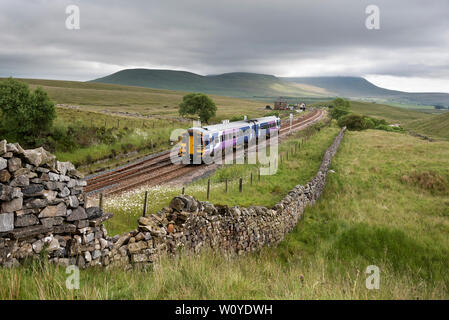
[264,111,280,117]
[230,115,244,122]
[337,114,371,131]
[0,78,56,147]
[364,117,375,129]
[330,107,350,120]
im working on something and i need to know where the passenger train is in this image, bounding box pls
[179,115,281,163]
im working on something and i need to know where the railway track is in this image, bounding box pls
[85,109,325,195]
[279,109,323,135]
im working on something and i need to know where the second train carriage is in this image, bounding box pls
[179,115,281,163]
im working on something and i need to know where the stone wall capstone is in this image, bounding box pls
[0,127,346,269]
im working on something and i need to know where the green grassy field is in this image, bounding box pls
[9,78,272,122]
[1,126,448,299]
[346,100,449,140]
[407,112,449,141]
[348,101,432,125]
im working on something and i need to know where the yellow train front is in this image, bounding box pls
[179,128,206,164]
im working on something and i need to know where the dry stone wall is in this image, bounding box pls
[0,140,112,267]
[0,127,346,269]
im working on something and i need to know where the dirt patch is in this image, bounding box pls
[400,170,448,194]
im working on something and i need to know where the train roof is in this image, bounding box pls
[189,115,280,134]
[199,120,250,132]
[249,116,279,123]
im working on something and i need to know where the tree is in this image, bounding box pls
[330,107,350,120]
[330,98,351,120]
[333,98,350,109]
[338,114,371,131]
[179,93,217,123]
[0,78,56,146]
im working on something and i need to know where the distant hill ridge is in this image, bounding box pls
[91,69,449,106]
[91,69,331,98]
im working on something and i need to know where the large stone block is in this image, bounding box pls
[10,175,29,187]
[38,202,67,218]
[0,157,7,171]
[0,169,11,183]
[0,185,22,201]
[40,217,64,228]
[0,213,14,232]
[56,161,75,176]
[86,206,102,219]
[1,197,23,213]
[7,157,22,172]
[58,186,70,197]
[23,198,48,209]
[67,195,79,208]
[66,206,87,221]
[7,225,52,240]
[14,214,39,227]
[22,149,42,167]
[128,241,147,254]
[21,184,44,197]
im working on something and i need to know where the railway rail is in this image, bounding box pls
[85,109,325,195]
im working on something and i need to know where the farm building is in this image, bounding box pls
[274,97,288,110]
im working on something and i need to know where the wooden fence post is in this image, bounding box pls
[225,179,228,193]
[142,191,148,217]
[250,172,253,185]
[99,193,103,210]
[258,168,261,182]
[181,187,185,195]
[207,178,210,200]
[239,178,243,192]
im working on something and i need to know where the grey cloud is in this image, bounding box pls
[0,0,448,85]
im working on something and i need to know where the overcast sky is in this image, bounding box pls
[1,0,448,93]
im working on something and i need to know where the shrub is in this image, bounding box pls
[230,115,244,122]
[0,78,56,147]
[333,97,351,109]
[330,107,350,120]
[265,111,280,117]
[337,114,370,131]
